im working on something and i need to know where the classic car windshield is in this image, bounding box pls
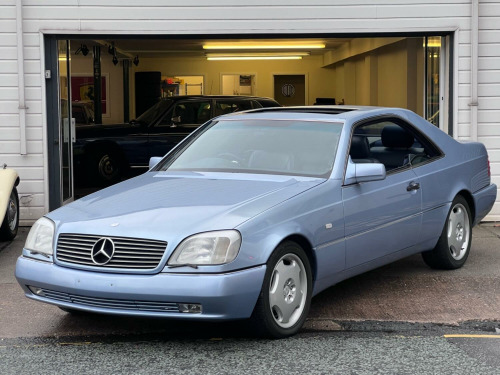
[157,119,343,177]
[136,99,173,125]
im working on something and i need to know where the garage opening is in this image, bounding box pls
[46,34,451,209]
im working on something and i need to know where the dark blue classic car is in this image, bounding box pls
[74,95,280,185]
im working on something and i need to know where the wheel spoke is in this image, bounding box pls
[268,256,306,326]
[7,194,17,231]
[447,203,470,260]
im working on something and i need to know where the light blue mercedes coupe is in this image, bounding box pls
[16,106,497,338]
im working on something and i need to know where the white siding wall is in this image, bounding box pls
[0,0,499,222]
[478,0,500,220]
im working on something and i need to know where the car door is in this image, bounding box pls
[148,99,212,159]
[342,119,423,268]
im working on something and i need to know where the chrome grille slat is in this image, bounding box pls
[58,238,97,244]
[111,250,164,255]
[38,288,179,313]
[113,244,165,250]
[57,248,92,255]
[113,255,162,263]
[58,244,93,251]
[57,253,93,261]
[56,234,167,271]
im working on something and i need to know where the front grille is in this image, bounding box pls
[56,233,167,270]
[38,288,179,312]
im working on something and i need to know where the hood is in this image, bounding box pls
[48,171,324,243]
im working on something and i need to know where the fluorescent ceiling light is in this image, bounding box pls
[206,52,310,57]
[207,56,303,61]
[203,43,325,50]
[425,37,441,48]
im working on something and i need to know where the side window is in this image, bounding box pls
[214,100,253,117]
[158,101,211,126]
[350,119,441,173]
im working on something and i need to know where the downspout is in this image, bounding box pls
[16,0,27,155]
[470,0,479,141]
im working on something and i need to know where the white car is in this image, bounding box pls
[0,164,20,240]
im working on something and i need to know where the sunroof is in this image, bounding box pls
[248,107,356,115]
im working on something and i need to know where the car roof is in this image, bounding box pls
[218,105,410,123]
[165,95,277,101]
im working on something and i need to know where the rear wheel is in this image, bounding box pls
[250,241,312,338]
[0,187,19,241]
[422,195,472,270]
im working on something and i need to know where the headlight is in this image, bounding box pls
[168,230,241,266]
[25,217,55,256]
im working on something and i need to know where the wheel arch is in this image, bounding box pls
[456,189,475,224]
[276,234,317,285]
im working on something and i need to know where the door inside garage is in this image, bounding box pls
[45,34,451,209]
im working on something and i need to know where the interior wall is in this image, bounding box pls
[71,38,425,121]
[71,52,125,124]
[326,38,425,116]
[132,54,336,115]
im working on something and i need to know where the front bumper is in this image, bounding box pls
[15,256,266,320]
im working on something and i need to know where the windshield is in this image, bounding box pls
[156,119,343,178]
[135,99,172,125]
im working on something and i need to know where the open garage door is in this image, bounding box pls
[45,34,452,207]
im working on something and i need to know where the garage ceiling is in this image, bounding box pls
[71,38,350,58]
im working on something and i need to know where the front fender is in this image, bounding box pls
[0,168,19,222]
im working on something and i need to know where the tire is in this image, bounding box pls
[249,241,312,338]
[422,195,472,270]
[87,149,126,186]
[0,187,19,241]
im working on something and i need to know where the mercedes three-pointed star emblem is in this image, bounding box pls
[91,238,115,265]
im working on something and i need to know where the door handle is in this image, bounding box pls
[407,181,420,191]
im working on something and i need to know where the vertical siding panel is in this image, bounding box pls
[479,2,500,219]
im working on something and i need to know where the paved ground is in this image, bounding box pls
[2,330,500,375]
[1,225,500,339]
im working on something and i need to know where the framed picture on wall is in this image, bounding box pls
[71,73,109,117]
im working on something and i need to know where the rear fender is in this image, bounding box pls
[0,168,19,222]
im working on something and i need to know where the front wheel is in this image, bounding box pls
[250,241,312,338]
[422,195,472,270]
[0,187,19,241]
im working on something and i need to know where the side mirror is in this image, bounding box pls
[149,157,163,170]
[345,157,386,185]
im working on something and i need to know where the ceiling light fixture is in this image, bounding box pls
[203,43,325,50]
[75,44,89,56]
[207,56,303,61]
[206,52,310,58]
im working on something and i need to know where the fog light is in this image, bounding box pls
[28,286,45,297]
[178,303,202,314]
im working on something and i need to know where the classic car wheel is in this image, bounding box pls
[250,241,312,338]
[0,187,19,241]
[89,150,125,186]
[422,195,472,270]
